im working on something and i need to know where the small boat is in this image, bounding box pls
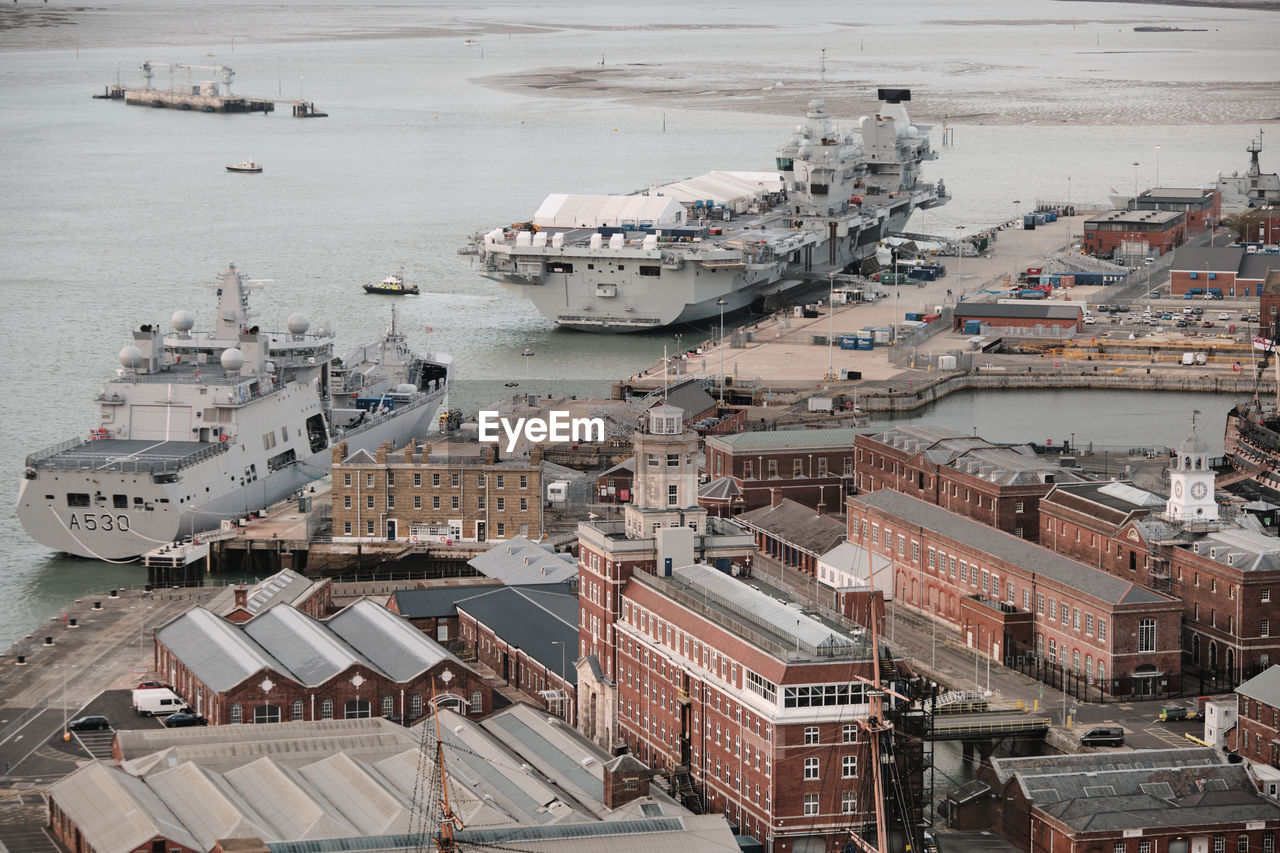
[463,39,479,46]
[226,161,262,173]
[363,272,419,295]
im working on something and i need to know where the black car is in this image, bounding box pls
[163,712,208,728]
[1080,726,1125,747]
[67,715,111,732]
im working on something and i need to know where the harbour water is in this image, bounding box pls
[1,0,1277,648]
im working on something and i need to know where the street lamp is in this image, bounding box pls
[1132,162,1140,205]
[1154,145,1161,188]
[1011,200,1022,280]
[827,273,836,381]
[717,298,727,405]
[955,225,965,294]
[550,640,566,682]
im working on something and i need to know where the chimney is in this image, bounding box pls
[376,439,393,464]
[481,444,498,464]
[770,487,782,508]
[403,442,415,463]
[530,446,544,465]
[331,440,348,465]
[233,585,248,610]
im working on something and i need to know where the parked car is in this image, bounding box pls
[1202,320,1215,328]
[1080,726,1125,747]
[1175,319,1189,328]
[67,715,111,732]
[1084,316,1096,325]
[1218,312,1231,321]
[163,712,209,728]
[136,681,173,691]
[1159,705,1189,722]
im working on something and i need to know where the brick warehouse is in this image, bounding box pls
[951,303,1083,333]
[154,598,491,725]
[1169,245,1280,298]
[854,425,1086,543]
[1082,208,1186,257]
[1236,664,1280,770]
[330,438,547,543]
[701,428,858,514]
[610,563,917,853]
[1132,186,1222,233]
[847,490,1184,699]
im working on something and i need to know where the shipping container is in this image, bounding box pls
[963,320,983,335]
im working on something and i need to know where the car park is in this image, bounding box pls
[1080,726,1125,747]
[68,715,111,732]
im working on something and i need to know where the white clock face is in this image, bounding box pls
[1173,481,1184,498]
[1191,481,1208,500]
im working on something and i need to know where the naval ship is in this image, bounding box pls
[18,264,451,561]
[474,88,947,332]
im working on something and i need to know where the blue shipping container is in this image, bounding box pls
[839,337,860,350]
[963,320,982,335]
[855,338,875,350]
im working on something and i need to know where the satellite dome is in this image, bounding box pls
[119,345,143,369]
[220,347,245,372]
[287,312,310,335]
[171,310,196,332]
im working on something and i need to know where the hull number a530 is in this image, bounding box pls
[68,513,130,532]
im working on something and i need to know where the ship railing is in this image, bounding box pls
[335,393,432,442]
[26,436,87,467]
[30,439,231,473]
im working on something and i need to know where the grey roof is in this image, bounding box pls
[1236,664,1280,707]
[698,476,742,501]
[1241,252,1280,280]
[853,491,1173,606]
[243,604,377,687]
[388,581,505,619]
[1177,431,1210,456]
[1085,209,1183,225]
[209,569,325,617]
[1187,526,1280,572]
[50,709,727,853]
[155,606,292,692]
[657,380,717,419]
[705,427,861,452]
[954,303,1082,320]
[468,535,578,584]
[1169,245,1244,273]
[1141,187,1215,202]
[453,586,579,685]
[326,598,459,682]
[990,747,1222,784]
[867,426,1079,485]
[735,498,846,555]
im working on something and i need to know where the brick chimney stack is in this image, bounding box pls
[331,440,348,465]
[233,585,247,610]
[770,487,782,508]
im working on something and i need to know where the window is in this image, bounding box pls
[768,459,779,478]
[432,473,440,486]
[1263,619,1271,637]
[451,496,459,510]
[1061,603,1069,624]
[386,472,395,487]
[1139,843,1151,853]
[366,474,374,488]
[382,695,394,717]
[842,755,857,778]
[366,495,375,509]
[793,459,803,477]
[414,495,421,509]
[804,726,819,745]
[520,497,528,511]
[1215,838,1226,853]
[1138,618,1156,652]
[1048,598,1056,620]
[343,521,351,535]
[344,473,352,487]
[1264,588,1272,603]
[344,495,352,509]
[520,474,528,489]
[929,548,936,569]
[366,520,374,535]
[411,694,423,718]
[898,534,905,557]
[471,690,483,714]
[1072,649,1080,672]
[254,704,281,724]
[414,473,421,487]
[1263,834,1274,853]
[803,794,819,816]
[668,484,678,507]
[292,700,304,721]
[842,791,857,814]
[1037,594,1045,614]
[843,724,857,743]
[321,699,333,719]
[912,542,920,563]
[451,473,460,488]
[1098,618,1107,641]
[1116,844,1127,853]
[804,757,819,780]
[230,703,242,724]
[496,497,505,511]
[387,495,395,509]
[1073,608,1081,630]
[344,699,371,719]
[1086,614,1094,636]
[496,475,505,489]
[1240,837,1249,853]
[1048,639,1057,664]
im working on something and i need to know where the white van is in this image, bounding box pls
[1181,352,1195,365]
[132,687,186,716]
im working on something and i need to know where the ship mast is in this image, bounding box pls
[431,687,463,853]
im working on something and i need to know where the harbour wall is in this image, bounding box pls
[858,370,1274,413]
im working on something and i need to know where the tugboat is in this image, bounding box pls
[363,272,419,295]
[17,263,451,561]
[225,160,262,173]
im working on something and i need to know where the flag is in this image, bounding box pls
[1111,188,1119,194]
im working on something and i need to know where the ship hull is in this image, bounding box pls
[17,389,444,561]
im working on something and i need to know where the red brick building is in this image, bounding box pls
[847,489,1184,698]
[735,495,846,577]
[386,579,505,642]
[979,749,1280,853]
[854,425,1086,543]
[1083,209,1186,257]
[701,427,858,515]
[1038,480,1165,571]
[154,598,491,725]
[1170,246,1280,298]
[1133,187,1222,233]
[211,569,332,624]
[1236,664,1280,769]
[611,562,910,852]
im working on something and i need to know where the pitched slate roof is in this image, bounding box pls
[735,498,846,556]
[852,491,1172,606]
[208,569,326,618]
[389,582,505,619]
[326,598,460,682]
[953,304,1082,320]
[705,428,861,452]
[1236,663,1280,708]
[454,586,580,685]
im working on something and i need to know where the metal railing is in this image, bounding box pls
[30,437,231,473]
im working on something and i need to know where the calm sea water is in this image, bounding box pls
[0,0,1276,648]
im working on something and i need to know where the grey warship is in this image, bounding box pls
[18,264,451,561]
[475,88,947,332]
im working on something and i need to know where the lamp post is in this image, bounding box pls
[1154,145,1161,188]
[1011,200,1022,280]
[1132,161,1140,205]
[550,640,566,682]
[955,225,965,294]
[717,298,727,405]
[827,273,836,381]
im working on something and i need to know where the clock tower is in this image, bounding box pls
[1166,428,1218,522]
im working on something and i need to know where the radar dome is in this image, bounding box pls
[119,345,143,369]
[220,347,245,372]
[171,310,196,332]
[287,312,310,335]
[906,125,919,137]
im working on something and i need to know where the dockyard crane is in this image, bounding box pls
[140,61,235,94]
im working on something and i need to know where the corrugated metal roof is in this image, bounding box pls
[468,535,578,585]
[706,427,861,452]
[482,709,601,807]
[47,762,202,852]
[245,604,378,687]
[327,599,458,682]
[954,304,1082,320]
[155,606,289,692]
[853,491,1172,605]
